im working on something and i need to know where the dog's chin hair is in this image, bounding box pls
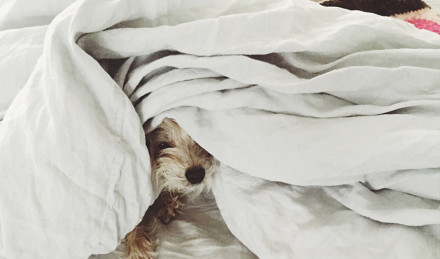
[153,161,215,199]
[152,159,186,191]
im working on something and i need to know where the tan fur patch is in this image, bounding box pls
[123,118,216,258]
[146,118,215,197]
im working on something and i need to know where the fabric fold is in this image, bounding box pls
[0,0,439,258]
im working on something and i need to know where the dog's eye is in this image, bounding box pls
[157,141,171,150]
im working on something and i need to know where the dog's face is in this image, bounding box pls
[145,118,215,197]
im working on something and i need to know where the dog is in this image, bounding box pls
[123,118,216,259]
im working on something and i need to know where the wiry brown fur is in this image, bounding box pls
[123,118,215,259]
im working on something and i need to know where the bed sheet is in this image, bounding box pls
[90,191,258,259]
[0,0,439,259]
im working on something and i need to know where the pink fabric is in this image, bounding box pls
[406,18,440,34]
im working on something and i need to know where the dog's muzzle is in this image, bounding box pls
[185,166,205,184]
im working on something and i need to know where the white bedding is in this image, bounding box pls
[0,0,439,258]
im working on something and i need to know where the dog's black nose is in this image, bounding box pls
[185,167,205,184]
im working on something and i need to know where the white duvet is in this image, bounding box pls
[0,0,439,258]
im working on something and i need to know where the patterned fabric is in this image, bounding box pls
[407,18,440,34]
[318,0,440,34]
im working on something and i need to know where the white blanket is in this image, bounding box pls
[0,0,439,258]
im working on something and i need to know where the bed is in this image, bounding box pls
[0,0,439,258]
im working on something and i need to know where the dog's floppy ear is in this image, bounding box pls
[145,126,161,150]
[143,120,153,148]
[145,130,152,149]
[145,136,151,148]
[143,118,161,149]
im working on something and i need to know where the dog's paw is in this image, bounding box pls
[156,192,185,225]
[124,226,158,259]
[157,202,182,224]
